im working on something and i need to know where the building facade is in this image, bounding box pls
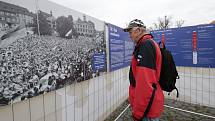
[74,15,96,37]
[0,1,34,30]
[38,10,56,30]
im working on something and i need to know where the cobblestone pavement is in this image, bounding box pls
[104,99,215,121]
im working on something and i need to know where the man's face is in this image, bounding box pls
[128,27,139,43]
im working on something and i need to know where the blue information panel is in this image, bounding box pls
[151,24,215,68]
[197,24,215,67]
[92,53,106,72]
[108,23,134,71]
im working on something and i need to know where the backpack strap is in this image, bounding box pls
[175,87,179,98]
[168,87,179,98]
[159,41,166,49]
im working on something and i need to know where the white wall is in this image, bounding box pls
[0,67,130,121]
[165,66,215,108]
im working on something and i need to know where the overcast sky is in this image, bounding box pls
[49,0,215,28]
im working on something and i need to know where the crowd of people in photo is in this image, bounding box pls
[0,32,106,105]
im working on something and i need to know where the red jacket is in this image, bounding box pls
[129,34,164,120]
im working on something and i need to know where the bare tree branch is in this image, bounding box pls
[152,15,185,30]
[175,20,185,28]
[153,15,173,30]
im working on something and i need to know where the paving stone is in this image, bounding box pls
[104,99,215,121]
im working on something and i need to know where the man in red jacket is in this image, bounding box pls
[123,19,164,121]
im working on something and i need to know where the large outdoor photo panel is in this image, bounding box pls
[0,0,106,106]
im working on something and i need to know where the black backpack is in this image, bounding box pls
[143,40,180,118]
[159,42,179,98]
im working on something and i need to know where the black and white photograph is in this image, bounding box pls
[0,0,106,106]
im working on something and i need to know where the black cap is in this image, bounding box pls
[123,19,146,32]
